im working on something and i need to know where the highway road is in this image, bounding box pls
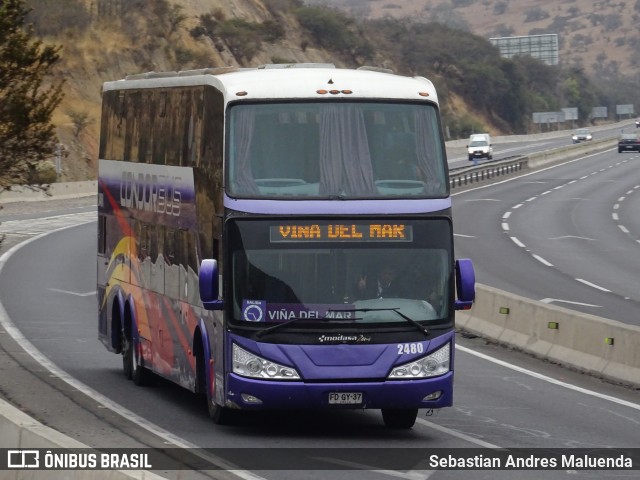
[446,120,636,168]
[1,141,639,479]
[452,146,640,326]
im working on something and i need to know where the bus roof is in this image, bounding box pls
[102,64,439,104]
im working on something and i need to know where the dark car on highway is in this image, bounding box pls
[572,128,592,143]
[618,133,640,153]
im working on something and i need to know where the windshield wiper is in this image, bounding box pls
[255,317,307,338]
[255,307,429,338]
[326,308,430,337]
[255,315,362,338]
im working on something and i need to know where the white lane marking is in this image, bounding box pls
[456,345,640,412]
[0,212,96,236]
[417,418,502,449]
[618,225,630,234]
[540,299,602,308]
[575,278,611,292]
[549,236,595,241]
[501,222,509,231]
[314,457,435,480]
[48,288,96,297]
[531,254,553,266]
[454,233,476,238]
[502,212,511,219]
[510,237,526,248]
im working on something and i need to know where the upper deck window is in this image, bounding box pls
[227,102,447,199]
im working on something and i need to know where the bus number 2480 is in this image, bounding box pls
[397,343,424,355]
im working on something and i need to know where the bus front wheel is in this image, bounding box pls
[381,408,418,429]
[207,399,233,425]
[196,348,233,425]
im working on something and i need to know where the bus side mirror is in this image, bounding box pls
[199,259,223,310]
[454,258,475,310]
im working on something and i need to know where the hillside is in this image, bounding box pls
[29,0,633,183]
[308,0,640,79]
[45,0,334,182]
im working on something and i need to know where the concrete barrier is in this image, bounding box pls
[527,137,614,168]
[0,398,166,479]
[457,284,640,388]
[0,181,96,204]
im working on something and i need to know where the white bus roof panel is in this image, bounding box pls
[102,65,439,104]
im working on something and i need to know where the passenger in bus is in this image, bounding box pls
[354,262,404,299]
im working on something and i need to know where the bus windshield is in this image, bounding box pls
[227,102,447,199]
[228,218,452,328]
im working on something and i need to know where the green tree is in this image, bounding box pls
[0,0,64,189]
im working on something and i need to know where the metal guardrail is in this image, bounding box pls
[450,157,528,189]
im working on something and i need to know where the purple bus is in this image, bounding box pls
[97,64,475,429]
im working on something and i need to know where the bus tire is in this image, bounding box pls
[207,400,233,425]
[381,408,418,429]
[131,342,150,386]
[122,322,150,386]
[196,342,233,425]
[121,327,133,381]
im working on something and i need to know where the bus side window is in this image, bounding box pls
[141,223,150,261]
[165,228,176,265]
[98,215,107,255]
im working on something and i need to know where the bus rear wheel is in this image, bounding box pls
[122,326,150,386]
[121,330,133,380]
[381,408,418,429]
[131,345,150,386]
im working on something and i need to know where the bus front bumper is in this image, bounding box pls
[224,372,453,410]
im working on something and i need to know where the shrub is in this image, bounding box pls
[524,6,550,22]
[31,160,57,184]
[493,1,508,15]
[294,6,372,59]
[26,0,92,36]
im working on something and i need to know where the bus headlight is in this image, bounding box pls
[232,344,301,380]
[388,343,450,379]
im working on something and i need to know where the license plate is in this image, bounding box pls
[328,392,363,404]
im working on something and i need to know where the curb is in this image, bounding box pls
[0,398,166,479]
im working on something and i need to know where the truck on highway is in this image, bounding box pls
[467,133,492,162]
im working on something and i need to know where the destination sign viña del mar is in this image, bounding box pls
[270,224,413,242]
